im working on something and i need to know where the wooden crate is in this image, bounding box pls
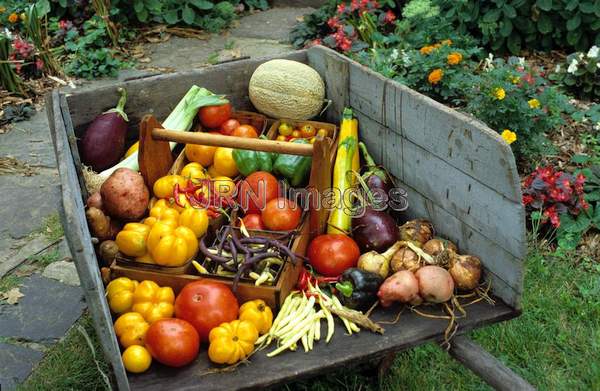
[48,46,525,391]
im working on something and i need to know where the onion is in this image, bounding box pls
[422,238,457,257]
[390,247,421,273]
[377,270,421,307]
[399,220,434,245]
[357,241,402,278]
[415,265,454,303]
[449,255,482,290]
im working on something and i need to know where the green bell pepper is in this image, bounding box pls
[273,139,312,187]
[232,136,274,176]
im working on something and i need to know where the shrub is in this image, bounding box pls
[437,0,600,54]
[549,46,600,101]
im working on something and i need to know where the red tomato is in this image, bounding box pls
[237,171,279,214]
[145,318,200,367]
[300,124,316,138]
[220,119,240,136]
[261,197,302,231]
[174,280,239,342]
[199,103,232,129]
[241,214,265,230]
[232,124,258,138]
[307,234,360,276]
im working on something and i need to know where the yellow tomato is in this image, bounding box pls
[238,299,273,335]
[208,320,258,364]
[213,147,239,178]
[175,226,198,259]
[180,162,207,182]
[153,175,187,199]
[135,252,155,264]
[148,224,197,266]
[132,280,175,323]
[106,277,139,314]
[291,130,302,138]
[278,122,293,136]
[114,312,149,348]
[149,200,180,226]
[207,165,221,178]
[146,222,175,253]
[185,142,217,168]
[125,142,139,158]
[276,135,287,142]
[179,208,209,238]
[122,345,152,374]
[316,128,328,138]
[211,176,235,197]
[115,223,150,257]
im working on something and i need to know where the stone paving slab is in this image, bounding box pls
[0,343,44,391]
[230,7,314,41]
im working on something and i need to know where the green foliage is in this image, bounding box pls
[549,46,600,101]
[290,0,343,49]
[63,15,133,79]
[437,0,600,54]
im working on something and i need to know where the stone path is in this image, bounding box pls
[0,6,310,389]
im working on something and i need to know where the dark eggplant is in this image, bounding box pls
[335,268,383,311]
[352,206,399,253]
[81,87,128,171]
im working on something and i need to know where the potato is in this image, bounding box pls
[377,270,420,307]
[100,168,149,221]
[86,207,112,241]
[98,240,121,266]
[415,265,454,303]
[87,192,103,211]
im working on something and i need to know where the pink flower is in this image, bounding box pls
[339,37,352,52]
[351,0,360,11]
[36,58,44,70]
[383,10,396,23]
[327,16,340,29]
[337,3,346,14]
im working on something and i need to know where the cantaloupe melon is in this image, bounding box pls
[248,59,325,120]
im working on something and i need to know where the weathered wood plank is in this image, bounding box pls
[65,52,308,135]
[448,336,536,391]
[402,184,523,308]
[129,301,517,391]
[49,91,130,391]
[354,109,385,164]
[307,46,349,124]
[348,62,387,124]
[397,82,522,203]
[384,80,402,134]
[402,138,526,260]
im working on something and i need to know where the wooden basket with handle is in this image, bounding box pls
[109,114,336,308]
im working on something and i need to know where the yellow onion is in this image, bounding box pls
[449,255,481,290]
[422,238,457,257]
[399,220,434,245]
[391,246,421,273]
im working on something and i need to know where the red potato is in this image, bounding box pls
[415,265,454,303]
[87,192,103,211]
[100,168,149,221]
[377,270,421,307]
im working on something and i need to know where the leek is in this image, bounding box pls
[98,85,227,180]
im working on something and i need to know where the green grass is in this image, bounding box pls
[19,314,112,391]
[26,248,61,267]
[41,213,64,243]
[0,274,23,294]
[20,240,600,390]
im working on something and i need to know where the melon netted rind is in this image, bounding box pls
[248,59,325,120]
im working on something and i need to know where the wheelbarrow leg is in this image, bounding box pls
[376,352,397,381]
[447,336,536,391]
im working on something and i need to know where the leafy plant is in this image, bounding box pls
[0,34,27,96]
[437,0,600,54]
[549,46,600,101]
[290,0,344,49]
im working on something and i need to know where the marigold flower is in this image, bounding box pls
[528,98,540,109]
[441,39,452,46]
[8,12,18,23]
[493,87,506,100]
[501,129,517,144]
[447,52,462,65]
[510,75,520,84]
[420,45,435,55]
[428,68,443,84]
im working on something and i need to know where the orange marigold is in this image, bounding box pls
[441,39,453,46]
[428,68,443,84]
[447,52,463,65]
[420,45,435,55]
[8,12,18,23]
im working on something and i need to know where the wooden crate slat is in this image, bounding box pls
[48,91,131,391]
[307,46,349,124]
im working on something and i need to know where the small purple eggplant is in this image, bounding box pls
[81,87,128,171]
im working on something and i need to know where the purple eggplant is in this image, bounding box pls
[81,87,128,171]
[352,206,399,253]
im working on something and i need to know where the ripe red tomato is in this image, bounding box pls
[307,234,360,276]
[220,119,240,136]
[145,318,200,367]
[300,124,316,138]
[237,171,279,214]
[261,197,302,231]
[174,281,239,342]
[199,103,232,129]
[232,124,258,138]
[241,213,265,230]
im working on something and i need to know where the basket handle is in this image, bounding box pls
[152,128,314,156]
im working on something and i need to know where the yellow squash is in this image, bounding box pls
[131,280,175,323]
[208,320,258,364]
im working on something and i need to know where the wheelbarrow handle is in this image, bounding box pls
[152,128,314,156]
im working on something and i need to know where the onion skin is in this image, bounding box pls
[422,238,457,257]
[415,265,454,303]
[399,220,434,245]
[352,207,399,253]
[377,270,420,307]
[449,255,482,290]
[390,247,421,273]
